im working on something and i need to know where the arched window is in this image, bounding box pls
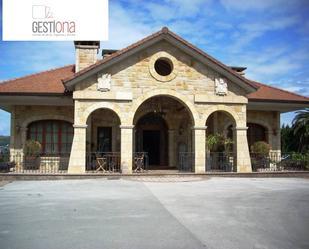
[247,123,267,149]
[27,120,73,154]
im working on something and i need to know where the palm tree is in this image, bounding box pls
[292,109,309,152]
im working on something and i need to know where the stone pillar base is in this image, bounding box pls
[68,124,87,174]
[193,126,207,174]
[235,127,252,173]
[68,166,85,174]
[120,125,134,174]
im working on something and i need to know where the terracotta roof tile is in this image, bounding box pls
[0,65,74,94]
[247,80,309,103]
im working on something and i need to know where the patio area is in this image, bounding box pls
[0,177,308,249]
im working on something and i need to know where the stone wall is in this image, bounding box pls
[75,41,247,104]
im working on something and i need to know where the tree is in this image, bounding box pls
[292,109,309,152]
[281,124,296,152]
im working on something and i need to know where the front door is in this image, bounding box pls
[97,127,112,152]
[143,130,160,165]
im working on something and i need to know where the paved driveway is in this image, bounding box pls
[0,178,308,249]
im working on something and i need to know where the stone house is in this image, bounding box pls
[0,27,308,173]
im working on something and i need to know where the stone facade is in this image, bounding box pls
[8,40,282,174]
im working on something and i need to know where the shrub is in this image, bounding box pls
[251,141,270,155]
[25,140,42,156]
[206,133,234,152]
[206,134,220,152]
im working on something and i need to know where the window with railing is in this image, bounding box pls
[27,120,73,154]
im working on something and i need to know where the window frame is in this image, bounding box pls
[27,120,73,155]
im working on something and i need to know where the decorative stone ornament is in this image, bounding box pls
[215,78,228,96]
[97,73,111,91]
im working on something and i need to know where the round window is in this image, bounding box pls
[154,58,173,76]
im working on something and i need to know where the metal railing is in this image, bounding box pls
[207,152,235,172]
[133,152,149,172]
[0,152,70,173]
[86,152,121,173]
[179,152,194,172]
[1,151,308,174]
[251,152,309,172]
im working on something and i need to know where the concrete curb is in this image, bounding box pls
[0,171,308,181]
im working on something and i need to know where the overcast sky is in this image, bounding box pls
[0,0,309,135]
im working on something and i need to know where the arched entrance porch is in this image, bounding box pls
[85,108,121,172]
[133,95,194,171]
[206,111,236,171]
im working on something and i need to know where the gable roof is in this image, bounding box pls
[0,27,308,105]
[248,80,309,103]
[0,62,308,104]
[0,65,74,95]
[63,27,258,92]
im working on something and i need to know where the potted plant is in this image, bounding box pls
[250,141,271,171]
[24,140,42,170]
[206,133,234,171]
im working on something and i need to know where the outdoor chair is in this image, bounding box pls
[134,153,145,173]
[96,155,108,172]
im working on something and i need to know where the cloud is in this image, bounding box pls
[229,15,300,52]
[0,0,308,131]
[0,42,74,80]
[100,2,156,50]
[220,0,307,12]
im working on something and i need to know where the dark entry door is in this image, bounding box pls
[97,127,112,152]
[143,130,160,165]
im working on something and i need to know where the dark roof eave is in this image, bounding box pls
[248,98,309,105]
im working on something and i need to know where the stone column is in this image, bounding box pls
[86,117,92,152]
[235,127,252,172]
[15,127,28,168]
[68,124,87,173]
[120,125,134,174]
[193,126,207,173]
[168,129,175,168]
[20,127,28,153]
[10,108,16,156]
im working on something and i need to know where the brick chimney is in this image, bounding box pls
[229,66,246,76]
[74,41,100,72]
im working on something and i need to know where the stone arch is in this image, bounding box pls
[203,105,240,127]
[83,102,123,125]
[21,114,73,129]
[129,89,200,126]
[246,119,272,133]
[246,119,272,145]
[133,109,172,130]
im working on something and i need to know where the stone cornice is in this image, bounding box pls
[73,124,88,129]
[192,126,207,130]
[120,125,134,129]
[234,127,248,131]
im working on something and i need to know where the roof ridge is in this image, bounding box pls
[249,79,309,100]
[0,64,74,85]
